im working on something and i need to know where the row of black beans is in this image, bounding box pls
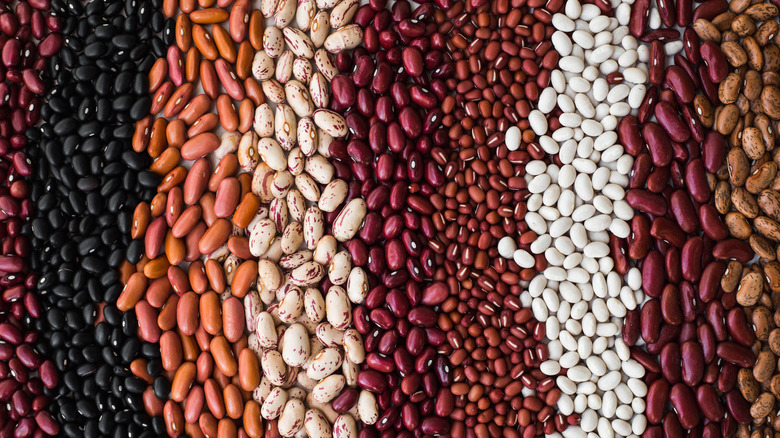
[22,0,174,435]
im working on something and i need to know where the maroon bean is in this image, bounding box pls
[405,327,425,356]
[629,0,650,36]
[331,74,356,108]
[715,342,755,367]
[699,40,729,84]
[695,385,724,423]
[331,387,359,413]
[712,239,753,263]
[358,370,388,394]
[367,353,396,373]
[37,361,56,390]
[623,309,640,346]
[13,417,33,438]
[695,324,717,365]
[698,261,725,303]
[398,107,421,138]
[646,379,669,424]
[630,347,661,373]
[375,406,399,431]
[407,306,436,327]
[724,389,752,424]
[648,41,665,86]
[660,284,683,325]
[626,189,667,216]
[660,343,682,384]
[680,237,703,283]
[13,345,38,370]
[640,299,662,342]
[700,132,726,174]
[670,383,701,429]
[33,411,58,435]
[370,308,396,330]
[401,47,423,77]
[0,323,21,345]
[642,123,673,166]
[680,104,705,143]
[680,341,704,386]
[419,416,450,435]
[669,191,699,234]
[647,323,682,355]
[650,217,686,248]
[654,101,690,142]
[420,281,447,306]
[698,204,728,240]
[641,250,665,298]
[664,65,695,103]
[618,115,644,156]
[725,308,755,347]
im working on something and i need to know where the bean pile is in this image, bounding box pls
[5,0,780,433]
[328,1,462,436]
[0,0,61,435]
[704,0,780,434]
[614,0,762,436]
[123,0,378,435]
[437,0,574,436]
[523,0,653,435]
[24,0,165,435]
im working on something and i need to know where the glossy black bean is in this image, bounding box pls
[26,0,162,431]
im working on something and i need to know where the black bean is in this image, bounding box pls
[26,0,162,430]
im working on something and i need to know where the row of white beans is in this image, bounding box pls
[498,0,658,436]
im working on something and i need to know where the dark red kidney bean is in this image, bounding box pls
[680,341,704,386]
[670,383,701,429]
[684,158,711,204]
[628,214,652,259]
[724,389,752,424]
[420,417,450,435]
[627,189,667,217]
[698,204,728,241]
[646,324,682,355]
[642,123,673,167]
[716,342,756,367]
[706,301,727,341]
[646,379,669,424]
[660,284,683,325]
[680,237,703,282]
[696,384,725,423]
[698,261,725,303]
[641,299,662,343]
[629,0,650,36]
[665,247,682,284]
[697,323,717,363]
[679,281,697,322]
[660,343,682,384]
[630,347,661,373]
[641,250,665,298]
[650,217,686,248]
[669,190,699,233]
[712,239,753,263]
[725,308,755,347]
[358,370,388,394]
[623,309,640,346]
[654,101,690,143]
[618,115,645,156]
